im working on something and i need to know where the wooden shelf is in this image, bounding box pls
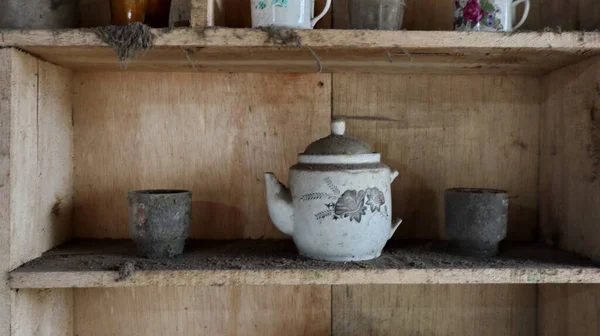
[1,28,600,74]
[9,240,600,288]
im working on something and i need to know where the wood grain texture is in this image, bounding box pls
[9,56,73,269]
[3,29,600,75]
[6,49,39,269]
[0,48,74,336]
[11,289,73,336]
[333,74,540,240]
[74,286,331,336]
[4,28,599,49]
[0,49,72,268]
[332,284,536,336]
[540,56,600,260]
[538,284,600,336]
[14,267,600,288]
[0,47,13,336]
[79,0,110,27]
[20,45,592,75]
[12,240,600,288]
[533,0,600,31]
[33,59,74,263]
[73,72,330,239]
[577,0,600,31]
[403,0,454,31]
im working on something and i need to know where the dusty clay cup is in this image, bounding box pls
[445,188,508,257]
[128,190,191,258]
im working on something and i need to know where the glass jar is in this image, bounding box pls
[348,0,406,30]
[110,0,148,25]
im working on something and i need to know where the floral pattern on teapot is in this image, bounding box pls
[301,177,387,223]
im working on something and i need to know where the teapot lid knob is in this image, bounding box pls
[331,119,345,136]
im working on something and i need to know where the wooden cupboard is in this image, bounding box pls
[1,0,600,335]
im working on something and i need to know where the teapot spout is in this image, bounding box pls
[389,218,403,240]
[390,169,400,183]
[264,173,294,236]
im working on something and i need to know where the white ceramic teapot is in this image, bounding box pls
[265,119,402,261]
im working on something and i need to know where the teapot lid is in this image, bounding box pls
[303,119,373,155]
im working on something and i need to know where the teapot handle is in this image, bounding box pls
[389,218,402,240]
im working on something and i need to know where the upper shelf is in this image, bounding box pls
[2,28,600,74]
[10,239,600,288]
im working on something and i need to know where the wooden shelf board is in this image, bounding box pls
[1,28,600,74]
[10,240,600,288]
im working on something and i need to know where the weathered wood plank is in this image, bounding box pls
[9,240,600,288]
[0,48,74,336]
[3,28,600,50]
[1,29,599,74]
[540,55,600,261]
[11,289,73,336]
[333,74,540,240]
[72,72,330,239]
[74,286,331,336]
[0,46,13,336]
[8,55,73,270]
[538,284,600,336]
[332,284,536,336]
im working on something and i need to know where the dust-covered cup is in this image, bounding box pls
[445,188,508,257]
[128,190,191,258]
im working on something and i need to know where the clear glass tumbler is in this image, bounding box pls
[348,0,406,30]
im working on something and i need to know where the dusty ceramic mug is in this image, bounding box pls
[445,188,508,257]
[454,0,530,32]
[251,0,332,29]
[128,190,191,258]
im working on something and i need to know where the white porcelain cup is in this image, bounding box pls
[251,0,332,29]
[454,0,530,32]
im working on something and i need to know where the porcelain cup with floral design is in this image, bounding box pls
[251,0,332,29]
[454,0,530,32]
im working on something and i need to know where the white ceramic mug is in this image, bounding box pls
[454,0,530,32]
[251,0,332,29]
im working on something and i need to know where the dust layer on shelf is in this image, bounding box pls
[14,239,600,274]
